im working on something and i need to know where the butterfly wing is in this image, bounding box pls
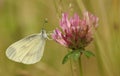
[6,33,46,64]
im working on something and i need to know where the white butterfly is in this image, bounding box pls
[6,29,48,64]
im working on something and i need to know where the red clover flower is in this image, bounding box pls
[52,12,98,50]
[52,12,98,63]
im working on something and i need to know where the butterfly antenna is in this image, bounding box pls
[42,18,48,30]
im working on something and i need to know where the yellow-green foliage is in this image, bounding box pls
[0,0,120,76]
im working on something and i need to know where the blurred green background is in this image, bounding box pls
[0,0,120,76]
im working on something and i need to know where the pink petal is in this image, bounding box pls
[52,29,68,47]
[89,14,99,27]
[70,13,80,27]
[83,11,99,27]
[60,13,71,31]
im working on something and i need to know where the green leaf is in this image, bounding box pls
[62,49,95,64]
[62,51,73,64]
[62,50,81,64]
[83,51,95,58]
[71,50,81,60]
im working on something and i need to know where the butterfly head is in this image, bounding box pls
[41,29,48,38]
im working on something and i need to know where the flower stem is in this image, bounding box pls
[70,58,80,76]
[79,56,83,76]
[70,55,83,76]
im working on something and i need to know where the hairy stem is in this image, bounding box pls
[79,56,83,76]
[70,55,83,76]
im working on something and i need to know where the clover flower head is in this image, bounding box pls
[52,12,98,50]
